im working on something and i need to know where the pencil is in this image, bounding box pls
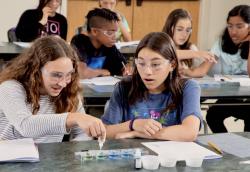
[121,61,126,70]
[207,141,223,155]
[223,75,232,80]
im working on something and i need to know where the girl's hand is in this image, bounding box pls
[39,7,53,25]
[133,119,162,136]
[67,113,106,138]
[77,114,106,138]
[198,51,217,63]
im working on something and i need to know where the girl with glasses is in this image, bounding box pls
[102,32,202,141]
[162,8,216,77]
[0,36,106,142]
[206,5,250,133]
[16,0,67,42]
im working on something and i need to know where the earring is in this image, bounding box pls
[169,71,173,80]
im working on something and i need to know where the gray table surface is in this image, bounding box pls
[0,42,136,61]
[1,133,250,172]
[82,82,250,100]
[0,42,24,61]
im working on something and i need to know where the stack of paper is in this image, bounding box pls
[115,40,139,49]
[0,138,39,162]
[142,141,222,160]
[80,76,120,86]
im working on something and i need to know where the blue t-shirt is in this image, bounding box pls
[101,79,202,127]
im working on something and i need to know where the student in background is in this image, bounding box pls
[162,9,216,77]
[102,32,202,141]
[71,8,129,79]
[79,0,131,42]
[16,0,67,42]
[206,5,250,133]
[0,36,106,142]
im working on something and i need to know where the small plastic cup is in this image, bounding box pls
[142,155,160,170]
[185,156,204,167]
[159,155,177,167]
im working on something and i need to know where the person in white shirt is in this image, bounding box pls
[206,5,250,133]
[0,36,106,143]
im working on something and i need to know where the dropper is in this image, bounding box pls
[98,133,106,150]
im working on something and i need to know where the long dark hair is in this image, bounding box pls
[162,9,193,66]
[125,32,186,112]
[162,9,192,50]
[221,5,250,59]
[37,0,61,11]
[0,36,81,114]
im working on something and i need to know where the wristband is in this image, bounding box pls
[129,118,137,131]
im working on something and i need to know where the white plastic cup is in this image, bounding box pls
[185,156,204,167]
[142,155,160,170]
[159,155,177,167]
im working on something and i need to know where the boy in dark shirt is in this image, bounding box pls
[71,8,127,79]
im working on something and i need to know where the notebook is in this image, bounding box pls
[0,138,39,162]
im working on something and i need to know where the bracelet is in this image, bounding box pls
[129,118,137,131]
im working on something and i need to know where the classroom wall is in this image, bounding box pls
[198,0,250,50]
[0,0,249,50]
[0,0,67,42]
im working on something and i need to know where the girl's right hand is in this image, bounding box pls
[198,51,217,63]
[133,119,162,136]
[39,7,53,25]
[67,113,106,139]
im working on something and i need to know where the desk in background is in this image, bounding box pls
[0,42,136,62]
[82,78,250,107]
[0,42,24,61]
[1,133,250,172]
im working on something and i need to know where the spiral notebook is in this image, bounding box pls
[0,138,39,162]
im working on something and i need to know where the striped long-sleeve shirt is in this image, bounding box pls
[0,80,90,143]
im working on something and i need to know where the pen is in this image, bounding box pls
[121,61,127,70]
[208,141,223,155]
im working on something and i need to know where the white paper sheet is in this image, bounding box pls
[214,74,250,86]
[198,133,250,158]
[142,141,222,160]
[115,40,140,49]
[13,42,31,48]
[0,138,39,162]
[80,76,120,86]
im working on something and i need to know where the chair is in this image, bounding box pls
[7,27,20,42]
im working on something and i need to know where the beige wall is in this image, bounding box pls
[0,0,67,42]
[198,0,250,50]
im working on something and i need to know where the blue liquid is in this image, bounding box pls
[109,151,121,160]
[121,150,134,159]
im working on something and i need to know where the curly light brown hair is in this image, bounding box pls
[0,36,82,114]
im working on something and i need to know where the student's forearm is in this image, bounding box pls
[105,121,131,138]
[186,62,213,78]
[176,50,198,60]
[130,124,198,141]
[152,124,198,141]
[78,63,110,79]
